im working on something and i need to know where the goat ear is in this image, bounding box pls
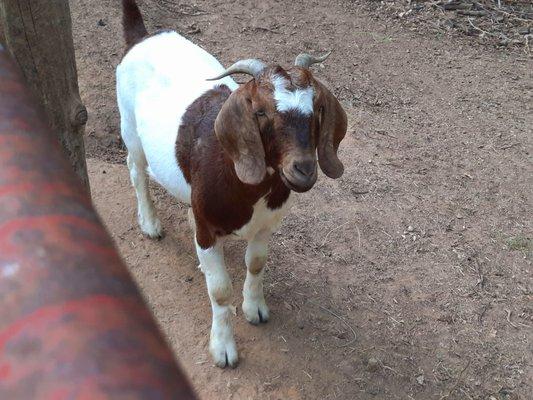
[314,80,347,179]
[215,87,266,185]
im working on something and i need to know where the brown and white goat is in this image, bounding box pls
[117,0,347,368]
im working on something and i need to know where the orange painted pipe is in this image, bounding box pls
[0,46,197,399]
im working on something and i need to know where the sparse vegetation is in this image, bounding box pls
[359,0,533,52]
[505,235,532,254]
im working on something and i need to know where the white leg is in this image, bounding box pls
[126,152,163,239]
[119,109,162,239]
[196,239,238,368]
[187,208,196,233]
[242,230,271,325]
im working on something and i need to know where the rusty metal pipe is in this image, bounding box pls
[0,46,197,399]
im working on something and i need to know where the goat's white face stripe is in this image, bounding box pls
[272,75,314,115]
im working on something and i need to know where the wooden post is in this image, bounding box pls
[0,22,5,45]
[0,0,90,190]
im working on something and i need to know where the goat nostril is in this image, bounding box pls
[293,161,315,177]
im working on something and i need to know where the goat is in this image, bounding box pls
[117,0,347,368]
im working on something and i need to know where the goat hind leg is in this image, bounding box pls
[126,152,163,239]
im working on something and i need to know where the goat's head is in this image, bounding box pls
[210,53,347,193]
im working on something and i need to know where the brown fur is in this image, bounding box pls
[121,0,148,50]
[312,79,347,178]
[248,256,267,275]
[176,85,290,249]
[176,65,346,249]
[121,0,173,57]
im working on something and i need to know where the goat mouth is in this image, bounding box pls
[280,169,316,193]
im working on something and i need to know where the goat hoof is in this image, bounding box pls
[242,299,270,325]
[146,231,165,240]
[140,217,164,239]
[210,339,238,368]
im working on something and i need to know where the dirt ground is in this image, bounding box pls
[71,0,532,399]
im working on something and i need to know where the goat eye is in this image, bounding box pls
[255,109,266,117]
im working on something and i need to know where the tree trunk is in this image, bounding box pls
[0,22,5,45]
[0,0,89,190]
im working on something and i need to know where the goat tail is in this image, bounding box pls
[122,0,148,48]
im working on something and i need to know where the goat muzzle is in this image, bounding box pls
[280,158,318,193]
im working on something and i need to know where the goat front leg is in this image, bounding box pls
[242,229,271,325]
[195,238,238,368]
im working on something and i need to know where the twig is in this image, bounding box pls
[473,2,532,22]
[439,360,471,399]
[376,129,398,139]
[320,221,351,248]
[499,142,520,150]
[505,309,518,329]
[355,222,362,248]
[241,26,280,34]
[477,303,490,325]
[475,260,485,288]
[443,3,472,11]
[178,10,208,16]
[381,363,403,376]
[457,10,488,17]
[381,229,393,239]
[310,301,357,347]
[459,387,474,400]
[467,17,498,38]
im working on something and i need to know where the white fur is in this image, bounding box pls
[272,74,314,115]
[233,193,293,241]
[117,31,296,368]
[196,240,238,367]
[242,229,271,324]
[235,194,293,328]
[126,153,162,238]
[117,31,237,204]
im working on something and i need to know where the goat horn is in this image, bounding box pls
[207,59,266,81]
[294,51,332,68]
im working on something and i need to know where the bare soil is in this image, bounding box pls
[71,0,532,399]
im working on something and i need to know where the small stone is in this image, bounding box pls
[416,374,425,385]
[367,357,380,372]
[185,276,193,282]
[407,226,414,232]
